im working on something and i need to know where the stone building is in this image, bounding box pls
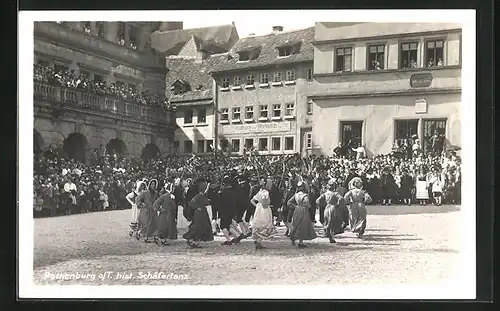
[33,21,182,162]
[308,22,462,156]
[157,24,239,155]
[210,26,316,155]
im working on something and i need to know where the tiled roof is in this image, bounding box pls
[165,53,229,103]
[211,27,315,73]
[150,24,239,55]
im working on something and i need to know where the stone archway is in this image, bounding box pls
[141,143,160,161]
[63,132,88,163]
[33,129,44,155]
[106,138,128,155]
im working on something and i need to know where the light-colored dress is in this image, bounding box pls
[251,189,277,241]
[416,174,429,200]
[344,188,372,236]
[288,191,317,241]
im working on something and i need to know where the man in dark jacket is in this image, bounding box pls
[218,175,244,245]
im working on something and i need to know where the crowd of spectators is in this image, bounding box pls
[33,142,462,218]
[34,64,172,109]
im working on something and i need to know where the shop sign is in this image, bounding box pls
[410,73,433,88]
[220,121,292,135]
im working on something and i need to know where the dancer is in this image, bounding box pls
[316,179,345,243]
[152,181,178,246]
[135,179,159,243]
[287,181,317,248]
[182,178,214,248]
[125,180,146,237]
[281,179,296,237]
[344,177,372,238]
[249,178,278,250]
[218,175,244,245]
[244,176,259,236]
[235,175,251,237]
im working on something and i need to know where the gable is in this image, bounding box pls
[178,36,200,58]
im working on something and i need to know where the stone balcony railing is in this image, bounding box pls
[34,82,174,125]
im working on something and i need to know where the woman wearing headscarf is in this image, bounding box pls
[182,178,214,248]
[249,178,278,250]
[135,179,159,243]
[344,177,372,238]
[399,168,414,205]
[126,180,146,237]
[152,181,178,245]
[379,166,397,206]
[287,181,317,248]
[316,179,345,243]
[415,166,429,205]
[281,179,296,237]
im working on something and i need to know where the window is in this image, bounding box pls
[96,22,105,38]
[259,138,268,151]
[128,24,137,48]
[220,139,229,152]
[273,72,282,82]
[422,119,447,154]
[368,44,385,70]
[260,73,269,84]
[335,47,353,72]
[285,70,295,81]
[184,109,193,124]
[197,108,206,123]
[220,108,229,121]
[54,64,68,73]
[117,22,126,44]
[221,78,230,88]
[173,141,179,153]
[284,137,294,151]
[306,68,313,81]
[305,133,313,149]
[238,51,250,61]
[93,74,103,82]
[245,138,254,150]
[273,104,281,118]
[234,76,241,85]
[231,139,241,153]
[83,22,91,34]
[394,120,419,148]
[400,42,418,69]
[271,137,281,151]
[184,141,193,154]
[173,84,186,95]
[341,121,363,148]
[246,75,255,85]
[278,46,293,57]
[232,107,241,121]
[197,140,205,154]
[206,140,213,152]
[307,101,313,114]
[285,103,295,117]
[245,106,254,119]
[426,40,444,67]
[260,105,268,118]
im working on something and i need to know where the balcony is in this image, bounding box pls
[33,82,174,126]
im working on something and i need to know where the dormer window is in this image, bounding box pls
[237,48,260,62]
[172,80,190,95]
[277,43,300,57]
[239,51,250,61]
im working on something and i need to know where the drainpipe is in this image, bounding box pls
[212,74,218,157]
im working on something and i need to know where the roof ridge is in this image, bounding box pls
[240,26,314,39]
[154,23,234,35]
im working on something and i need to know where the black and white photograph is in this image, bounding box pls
[18,10,476,299]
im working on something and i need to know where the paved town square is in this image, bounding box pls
[34,205,461,285]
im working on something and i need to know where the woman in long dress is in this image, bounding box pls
[316,179,345,243]
[287,181,317,248]
[182,179,214,248]
[126,181,146,237]
[152,182,178,245]
[135,179,159,243]
[250,178,278,250]
[415,166,429,205]
[344,177,372,238]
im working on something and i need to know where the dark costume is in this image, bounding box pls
[153,191,178,240]
[182,193,214,242]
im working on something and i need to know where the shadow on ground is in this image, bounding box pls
[367,205,460,215]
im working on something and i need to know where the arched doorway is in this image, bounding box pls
[141,143,160,161]
[63,133,87,162]
[106,138,128,155]
[33,130,44,155]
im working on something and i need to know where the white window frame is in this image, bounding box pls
[244,138,254,150]
[184,108,194,124]
[285,70,295,81]
[284,136,295,151]
[220,108,229,124]
[307,101,313,115]
[271,136,281,152]
[260,73,269,86]
[272,104,282,120]
[232,107,241,123]
[272,72,283,86]
[305,133,313,149]
[245,106,254,121]
[335,46,353,73]
[245,74,255,89]
[221,77,230,90]
[284,103,295,119]
[278,46,293,57]
[231,139,241,153]
[258,137,269,152]
[197,108,207,124]
[259,105,269,120]
[232,76,242,90]
[197,140,205,154]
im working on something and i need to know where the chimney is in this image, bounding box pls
[196,49,208,63]
[272,26,283,34]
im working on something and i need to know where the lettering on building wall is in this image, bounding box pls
[220,121,292,135]
[415,98,428,114]
[410,73,433,88]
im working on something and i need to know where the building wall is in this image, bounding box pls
[215,62,315,155]
[174,105,215,154]
[312,92,461,156]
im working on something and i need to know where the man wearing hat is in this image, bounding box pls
[234,174,251,237]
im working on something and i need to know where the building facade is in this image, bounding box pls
[161,24,239,155]
[33,21,180,161]
[211,26,316,155]
[308,22,462,156]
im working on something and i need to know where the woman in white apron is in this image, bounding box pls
[250,178,278,250]
[287,181,317,248]
[415,166,429,205]
[126,181,146,237]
